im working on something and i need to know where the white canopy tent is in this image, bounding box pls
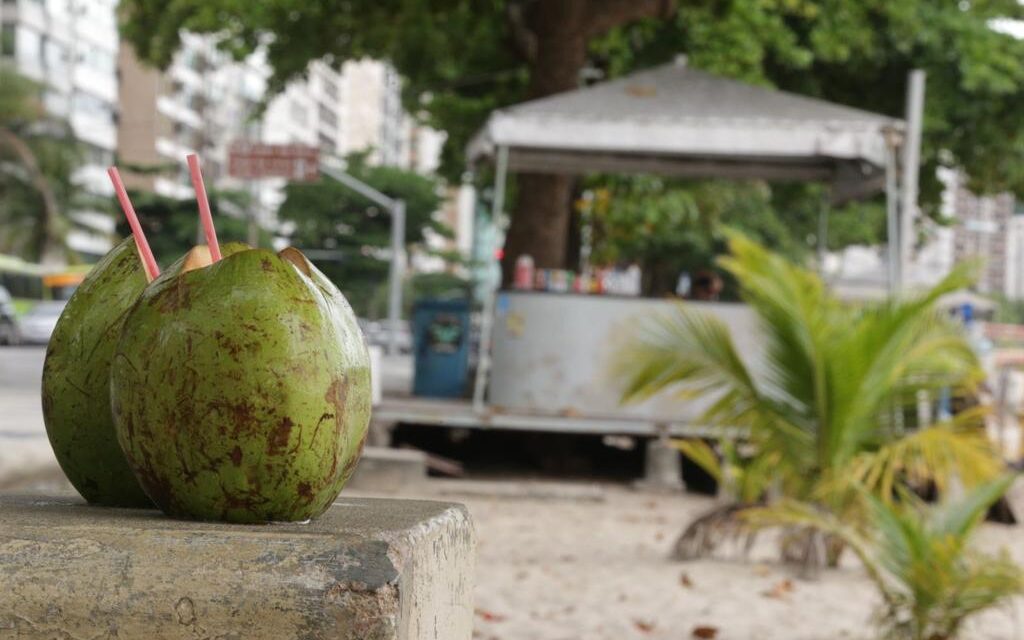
[466,58,909,410]
[468,57,905,203]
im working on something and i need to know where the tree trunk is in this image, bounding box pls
[500,0,676,284]
[500,1,589,284]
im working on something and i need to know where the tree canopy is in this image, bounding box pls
[112,189,270,267]
[277,157,449,316]
[119,0,1024,272]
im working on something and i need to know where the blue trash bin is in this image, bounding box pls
[412,299,471,398]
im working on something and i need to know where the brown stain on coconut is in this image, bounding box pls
[325,376,348,437]
[266,416,294,455]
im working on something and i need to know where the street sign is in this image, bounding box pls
[228,142,319,181]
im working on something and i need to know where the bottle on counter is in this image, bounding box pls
[549,269,570,293]
[513,254,535,290]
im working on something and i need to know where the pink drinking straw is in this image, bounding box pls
[107,167,160,282]
[186,154,222,262]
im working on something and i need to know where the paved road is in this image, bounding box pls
[0,346,56,487]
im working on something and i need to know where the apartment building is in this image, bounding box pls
[337,60,404,166]
[117,34,270,199]
[117,37,443,233]
[947,170,1020,297]
[0,0,120,259]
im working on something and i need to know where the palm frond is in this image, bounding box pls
[846,413,1002,502]
[930,473,1017,538]
[750,480,1024,640]
[615,302,759,406]
[673,439,722,483]
[618,233,1001,580]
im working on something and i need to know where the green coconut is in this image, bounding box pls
[41,236,153,506]
[110,244,371,523]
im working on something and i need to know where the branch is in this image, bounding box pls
[585,0,677,38]
[506,1,538,63]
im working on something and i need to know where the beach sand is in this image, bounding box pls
[405,481,1024,640]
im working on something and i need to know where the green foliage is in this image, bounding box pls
[583,164,896,296]
[0,65,43,123]
[278,158,446,317]
[120,0,1024,210]
[847,409,1002,502]
[597,0,1024,210]
[112,190,269,268]
[586,177,814,296]
[993,295,1024,325]
[675,438,774,505]
[0,64,84,262]
[748,476,1024,640]
[617,232,999,513]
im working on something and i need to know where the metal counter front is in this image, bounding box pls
[487,291,761,427]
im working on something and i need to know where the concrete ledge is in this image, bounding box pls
[348,447,428,492]
[0,495,475,639]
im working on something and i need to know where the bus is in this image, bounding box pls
[0,254,89,313]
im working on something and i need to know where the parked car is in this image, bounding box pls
[18,300,66,345]
[0,285,19,345]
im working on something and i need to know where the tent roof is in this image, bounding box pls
[468,59,904,200]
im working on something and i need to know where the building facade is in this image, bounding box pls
[947,170,1020,297]
[1,3,446,261]
[0,0,120,259]
[117,40,441,235]
[117,34,269,199]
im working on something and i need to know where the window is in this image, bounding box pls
[0,272,43,300]
[321,75,339,100]
[83,143,114,167]
[318,103,337,129]
[78,44,114,76]
[1,23,14,57]
[192,52,210,72]
[188,93,206,112]
[45,40,69,75]
[318,131,336,150]
[73,92,114,124]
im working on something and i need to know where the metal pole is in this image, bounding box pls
[320,163,397,210]
[472,145,509,413]
[900,69,926,291]
[816,192,829,275]
[318,162,405,353]
[387,200,406,356]
[247,181,260,246]
[885,133,901,295]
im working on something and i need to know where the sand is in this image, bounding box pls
[395,481,1024,640]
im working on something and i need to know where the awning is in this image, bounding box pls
[468,58,905,201]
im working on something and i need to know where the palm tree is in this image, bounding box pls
[0,63,70,264]
[617,232,1002,561]
[748,475,1023,640]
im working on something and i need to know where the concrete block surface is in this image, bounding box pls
[347,447,428,492]
[0,495,475,639]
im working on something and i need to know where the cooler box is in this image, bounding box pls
[412,299,471,398]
